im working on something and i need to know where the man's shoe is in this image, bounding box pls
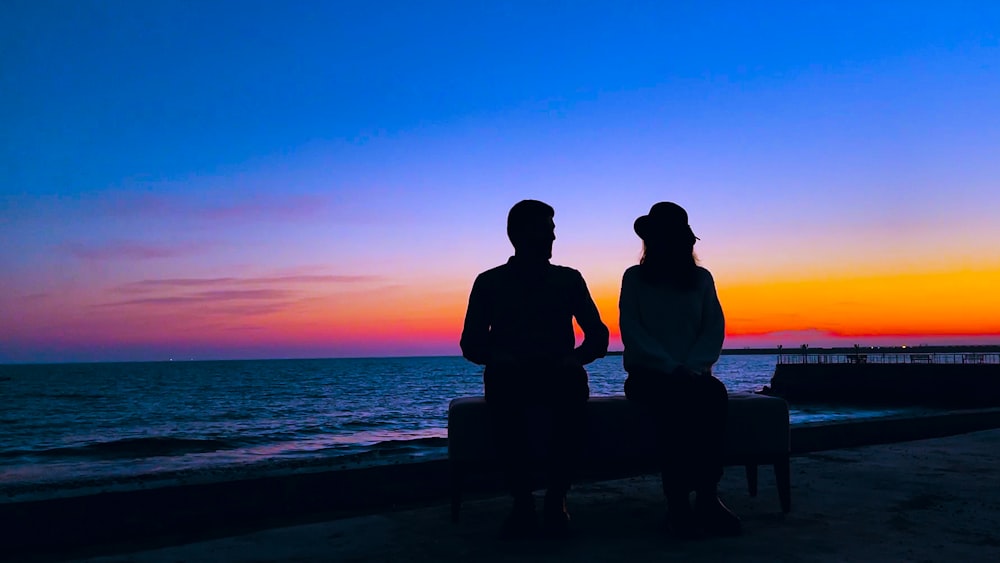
[542,491,571,538]
[499,494,536,540]
[695,494,742,537]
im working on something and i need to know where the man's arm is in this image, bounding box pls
[571,271,609,365]
[460,274,491,365]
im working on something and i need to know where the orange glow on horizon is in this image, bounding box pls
[8,265,1000,360]
[716,266,1000,337]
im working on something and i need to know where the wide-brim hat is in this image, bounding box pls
[633,201,699,242]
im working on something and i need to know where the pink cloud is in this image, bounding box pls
[96,271,385,319]
[119,274,380,292]
[94,190,336,223]
[62,241,207,261]
[201,195,329,221]
[104,289,294,307]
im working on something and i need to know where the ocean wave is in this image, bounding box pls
[368,437,447,451]
[339,420,377,429]
[314,437,448,466]
[2,436,243,460]
[0,355,777,491]
[20,392,107,400]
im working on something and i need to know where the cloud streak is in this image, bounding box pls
[95,190,337,223]
[98,288,303,319]
[201,196,329,222]
[119,274,380,292]
[106,289,294,307]
[98,273,386,321]
[63,242,207,261]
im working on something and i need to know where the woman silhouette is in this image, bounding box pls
[618,202,741,538]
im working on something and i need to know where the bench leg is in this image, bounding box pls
[451,462,463,523]
[745,464,759,497]
[774,455,791,513]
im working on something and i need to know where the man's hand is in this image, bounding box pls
[560,354,583,370]
[671,365,700,380]
[490,351,520,369]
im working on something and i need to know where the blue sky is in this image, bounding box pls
[2,1,1000,361]
[6,1,997,193]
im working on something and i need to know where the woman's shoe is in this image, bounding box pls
[694,494,742,537]
[543,491,571,538]
[665,493,703,540]
[499,494,537,540]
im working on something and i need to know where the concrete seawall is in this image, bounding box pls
[6,407,1000,558]
[768,363,1000,406]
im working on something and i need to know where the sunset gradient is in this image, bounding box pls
[3,2,999,362]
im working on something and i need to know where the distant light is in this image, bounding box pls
[901,345,907,349]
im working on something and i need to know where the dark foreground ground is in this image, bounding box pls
[23,425,1000,563]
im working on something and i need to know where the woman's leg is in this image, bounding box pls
[683,374,741,536]
[686,374,729,493]
[625,369,681,489]
[626,368,702,535]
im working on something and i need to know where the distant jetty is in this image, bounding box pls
[760,348,1000,407]
[722,344,1000,356]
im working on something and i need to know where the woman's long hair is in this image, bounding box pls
[638,235,699,291]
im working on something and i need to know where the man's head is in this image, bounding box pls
[507,199,555,261]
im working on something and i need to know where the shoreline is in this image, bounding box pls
[70,427,1000,563]
[0,442,450,505]
[5,407,1000,558]
[0,402,946,505]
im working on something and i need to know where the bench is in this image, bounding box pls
[448,393,790,522]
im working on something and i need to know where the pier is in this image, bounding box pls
[776,349,1000,366]
[763,347,1000,407]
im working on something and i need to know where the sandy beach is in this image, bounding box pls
[8,414,998,563]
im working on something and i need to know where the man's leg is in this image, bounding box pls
[542,364,589,534]
[485,367,536,538]
[487,401,534,497]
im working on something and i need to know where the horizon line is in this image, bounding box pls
[4,343,1000,366]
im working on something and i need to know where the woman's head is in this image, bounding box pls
[634,202,699,289]
[633,201,698,252]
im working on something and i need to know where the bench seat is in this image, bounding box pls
[447,393,790,521]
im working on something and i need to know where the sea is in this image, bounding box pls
[0,355,935,500]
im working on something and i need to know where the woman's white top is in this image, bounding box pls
[618,264,725,375]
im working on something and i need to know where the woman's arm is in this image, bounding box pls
[687,269,725,373]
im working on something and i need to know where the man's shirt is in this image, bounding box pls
[460,256,609,368]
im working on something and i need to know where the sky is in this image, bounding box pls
[2,1,1000,363]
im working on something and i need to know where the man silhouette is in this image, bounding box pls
[461,199,609,538]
